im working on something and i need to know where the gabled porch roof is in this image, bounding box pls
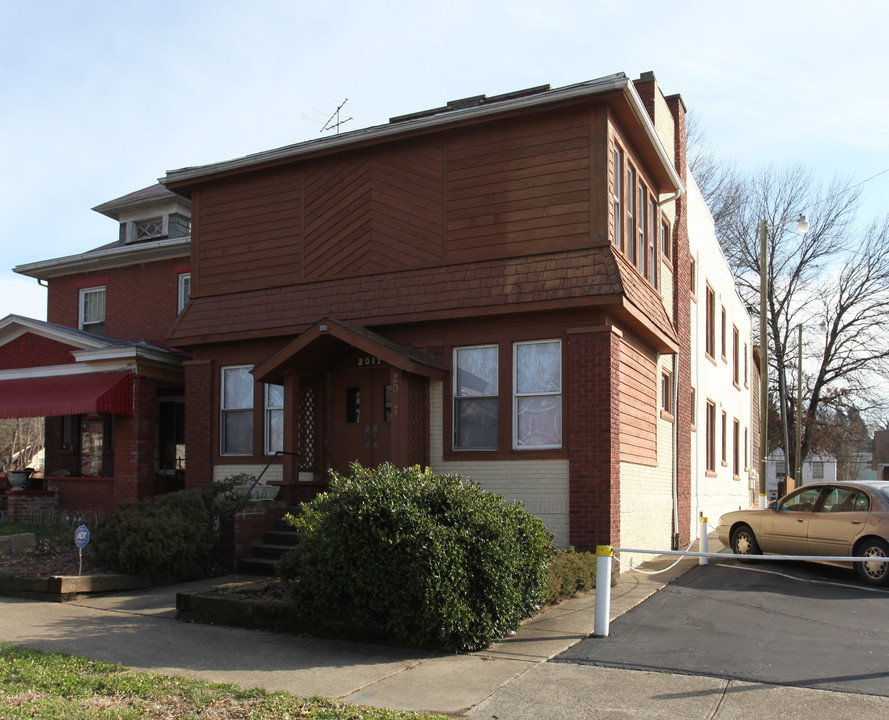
[253,318,447,385]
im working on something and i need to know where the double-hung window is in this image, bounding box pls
[79,286,106,335]
[221,366,254,455]
[454,345,499,450]
[514,340,562,449]
[264,383,284,455]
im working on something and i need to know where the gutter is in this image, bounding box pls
[14,236,190,279]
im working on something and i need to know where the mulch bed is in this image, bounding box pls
[0,540,112,578]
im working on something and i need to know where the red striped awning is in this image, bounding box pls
[0,372,133,418]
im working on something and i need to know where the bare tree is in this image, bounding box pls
[0,417,45,473]
[686,111,744,233]
[716,164,889,474]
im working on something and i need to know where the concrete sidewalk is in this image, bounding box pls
[1,548,887,719]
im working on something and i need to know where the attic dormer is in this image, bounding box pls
[92,183,191,245]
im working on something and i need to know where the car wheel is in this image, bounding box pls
[731,524,760,560]
[855,538,889,587]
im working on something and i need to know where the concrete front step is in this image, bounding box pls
[237,557,280,576]
[263,530,299,546]
[249,543,297,560]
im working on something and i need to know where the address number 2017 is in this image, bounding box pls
[357,356,382,367]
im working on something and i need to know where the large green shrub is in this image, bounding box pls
[95,484,234,575]
[277,463,553,652]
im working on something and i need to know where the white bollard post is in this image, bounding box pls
[594,545,613,637]
[699,517,709,566]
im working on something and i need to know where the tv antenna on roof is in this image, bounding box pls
[319,98,352,135]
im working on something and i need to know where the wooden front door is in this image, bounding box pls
[330,364,393,475]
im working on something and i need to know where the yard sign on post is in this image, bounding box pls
[74,525,90,576]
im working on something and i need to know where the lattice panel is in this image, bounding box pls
[406,373,427,467]
[298,378,319,471]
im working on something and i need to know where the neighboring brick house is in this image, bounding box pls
[0,184,191,518]
[160,71,704,553]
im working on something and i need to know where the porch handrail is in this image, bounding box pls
[230,450,300,518]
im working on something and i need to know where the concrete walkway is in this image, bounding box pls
[1,547,887,718]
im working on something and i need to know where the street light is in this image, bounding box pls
[794,319,827,485]
[759,213,809,508]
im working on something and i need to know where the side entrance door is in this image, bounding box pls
[329,362,393,476]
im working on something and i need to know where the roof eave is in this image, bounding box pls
[14,237,191,280]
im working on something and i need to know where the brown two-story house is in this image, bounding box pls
[162,71,693,552]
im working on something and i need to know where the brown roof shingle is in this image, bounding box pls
[168,246,677,350]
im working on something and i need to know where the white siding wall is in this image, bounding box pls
[213,464,283,483]
[619,371,676,563]
[687,172,754,533]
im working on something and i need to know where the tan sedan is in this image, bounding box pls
[716,481,889,586]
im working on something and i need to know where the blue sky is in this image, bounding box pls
[2,0,887,321]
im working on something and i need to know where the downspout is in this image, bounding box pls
[671,352,680,550]
[661,189,684,552]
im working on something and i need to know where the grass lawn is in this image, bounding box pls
[0,643,448,720]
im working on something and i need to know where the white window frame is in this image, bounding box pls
[453,344,499,451]
[221,365,254,456]
[264,383,284,455]
[178,273,191,313]
[613,146,622,249]
[125,215,168,243]
[79,286,106,334]
[513,339,562,450]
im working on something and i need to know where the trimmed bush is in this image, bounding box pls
[94,484,235,576]
[544,548,599,606]
[277,463,553,652]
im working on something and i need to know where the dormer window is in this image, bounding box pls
[136,218,164,241]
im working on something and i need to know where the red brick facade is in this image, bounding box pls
[47,258,188,351]
[184,359,214,489]
[0,333,78,369]
[567,327,622,549]
[666,94,693,546]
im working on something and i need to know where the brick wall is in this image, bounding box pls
[46,256,189,350]
[666,94,693,545]
[0,333,78,369]
[185,359,214,489]
[113,374,157,506]
[567,327,621,552]
[5,491,59,524]
[46,477,117,518]
[219,503,287,561]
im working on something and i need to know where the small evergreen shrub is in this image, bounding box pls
[277,463,553,652]
[95,484,234,575]
[544,547,599,606]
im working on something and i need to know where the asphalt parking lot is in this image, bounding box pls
[554,557,889,697]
